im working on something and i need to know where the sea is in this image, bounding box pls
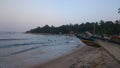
[0,32,84,68]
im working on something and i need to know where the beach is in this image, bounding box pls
[34,46,120,68]
[0,32,120,68]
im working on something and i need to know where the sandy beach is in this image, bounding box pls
[33,46,120,68]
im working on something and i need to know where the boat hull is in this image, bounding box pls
[81,40,100,47]
[75,34,100,47]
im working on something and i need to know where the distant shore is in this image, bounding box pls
[33,46,120,68]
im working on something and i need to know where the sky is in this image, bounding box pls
[0,0,120,32]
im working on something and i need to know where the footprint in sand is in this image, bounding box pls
[69,63,77,68]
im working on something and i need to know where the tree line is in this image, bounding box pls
[26,20,120,35]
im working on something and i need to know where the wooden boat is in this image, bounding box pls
[75,34,100,47]
[110,36,120,44]
[81,40,100,47]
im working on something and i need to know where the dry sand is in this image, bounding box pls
[33,46,120,68]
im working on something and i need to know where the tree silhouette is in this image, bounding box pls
[118,8,120,13]
[26,20,120,35]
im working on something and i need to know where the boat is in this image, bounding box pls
[110,36,120,44]
[75,34,100,47]
[75,24,100,47]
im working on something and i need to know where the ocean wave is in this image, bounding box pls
[1,46,39,57]
[0,42,48,48]
[0,38,26,41]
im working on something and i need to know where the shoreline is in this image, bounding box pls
[33,46,120,68]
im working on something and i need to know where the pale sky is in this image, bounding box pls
[0,0,120,32]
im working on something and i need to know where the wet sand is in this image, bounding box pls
[33,46,120,68]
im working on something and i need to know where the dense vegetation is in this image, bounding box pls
[26,20,120,35]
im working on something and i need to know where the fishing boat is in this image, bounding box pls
[75,34,100,47]
[110,36,120,44]
[75,23,100,47]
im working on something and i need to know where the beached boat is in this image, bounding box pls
[110,36,120,44]
[75,34,100,47]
